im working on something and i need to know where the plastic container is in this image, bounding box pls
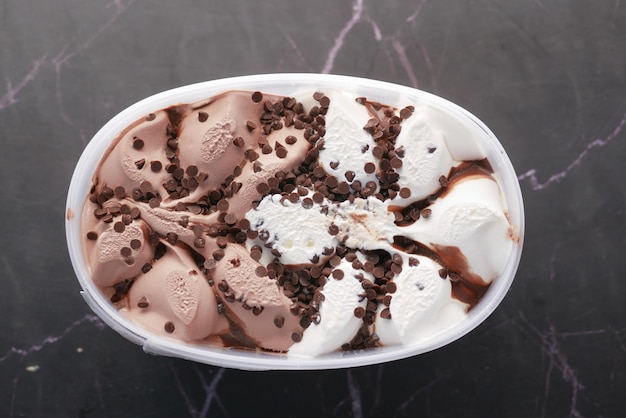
[66,73,524,370]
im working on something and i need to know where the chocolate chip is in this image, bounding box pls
[148,232,160,246]
[291,332,302,342]
[421,208,432,218]
[149,197,160,208]
[276,147,288,158]
[318,95,331,108]
[120,247,132,257]
[194,237,205,248]
[173,167,185,180]
[255,266,268,277]
[256,182,270,195]
[391,263,402,274]
[364,162,376,174]
[165,232,178,245]
[216,236,228,248]
[150,160,162,172]
[130,239,141,250]
[138,297,149,308]
[312,166,325,178]
[141,263,152,273]
[217,280,229,292]
[328,224,339,235]
[113,222,125,233]
[167,138,178,149]
[288,193,299,204]
[439,175,449,187]
[386,281,397,293]
[400,106,414,119]
[390,157,402,169]
[250,247,263,261]
[198,111,209,122]
[332,269,345,280]
[354,306,366,318]
[113,186,126,199]
[300,197,313,209]
[409,257,419,267]
[311,192,324,204]
[399,187,411,199]
[336,181,350,194]
[245,149,259,162]
[86,231,98,240]
[213,249,225,261]
[449,272,462,282]
[204,258,217,270]
[231,136,244,147]
[373,266,385,279]
[251,91,263,103]
[132,137,144,150]
[246,120,256,132]
[134,159,145,169]
[146,113,156,121]
[164,322,175,333]
[329,255,341,267]
[325,176,338,188]
[380,308,392,319]
[224,291,235,303]
[216,199,229,212]
[224,213,237,225]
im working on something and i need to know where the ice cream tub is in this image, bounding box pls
[66,73,524,370]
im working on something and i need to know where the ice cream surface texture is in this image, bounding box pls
[80,88,518,357]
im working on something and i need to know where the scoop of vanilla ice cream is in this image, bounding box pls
[401,176,512,283]
[391,111,454,205]
[425,105,487,161]
[289,259,373,357]
[246,194,337,265]
[376,256,466,345]
[318,91,379,186]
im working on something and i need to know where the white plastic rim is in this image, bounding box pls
[66,73,524,370]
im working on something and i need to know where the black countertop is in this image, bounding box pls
[2,1,625,417]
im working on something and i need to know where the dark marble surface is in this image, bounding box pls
[1,0,625,416]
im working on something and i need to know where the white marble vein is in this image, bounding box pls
[518,110,626,191]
